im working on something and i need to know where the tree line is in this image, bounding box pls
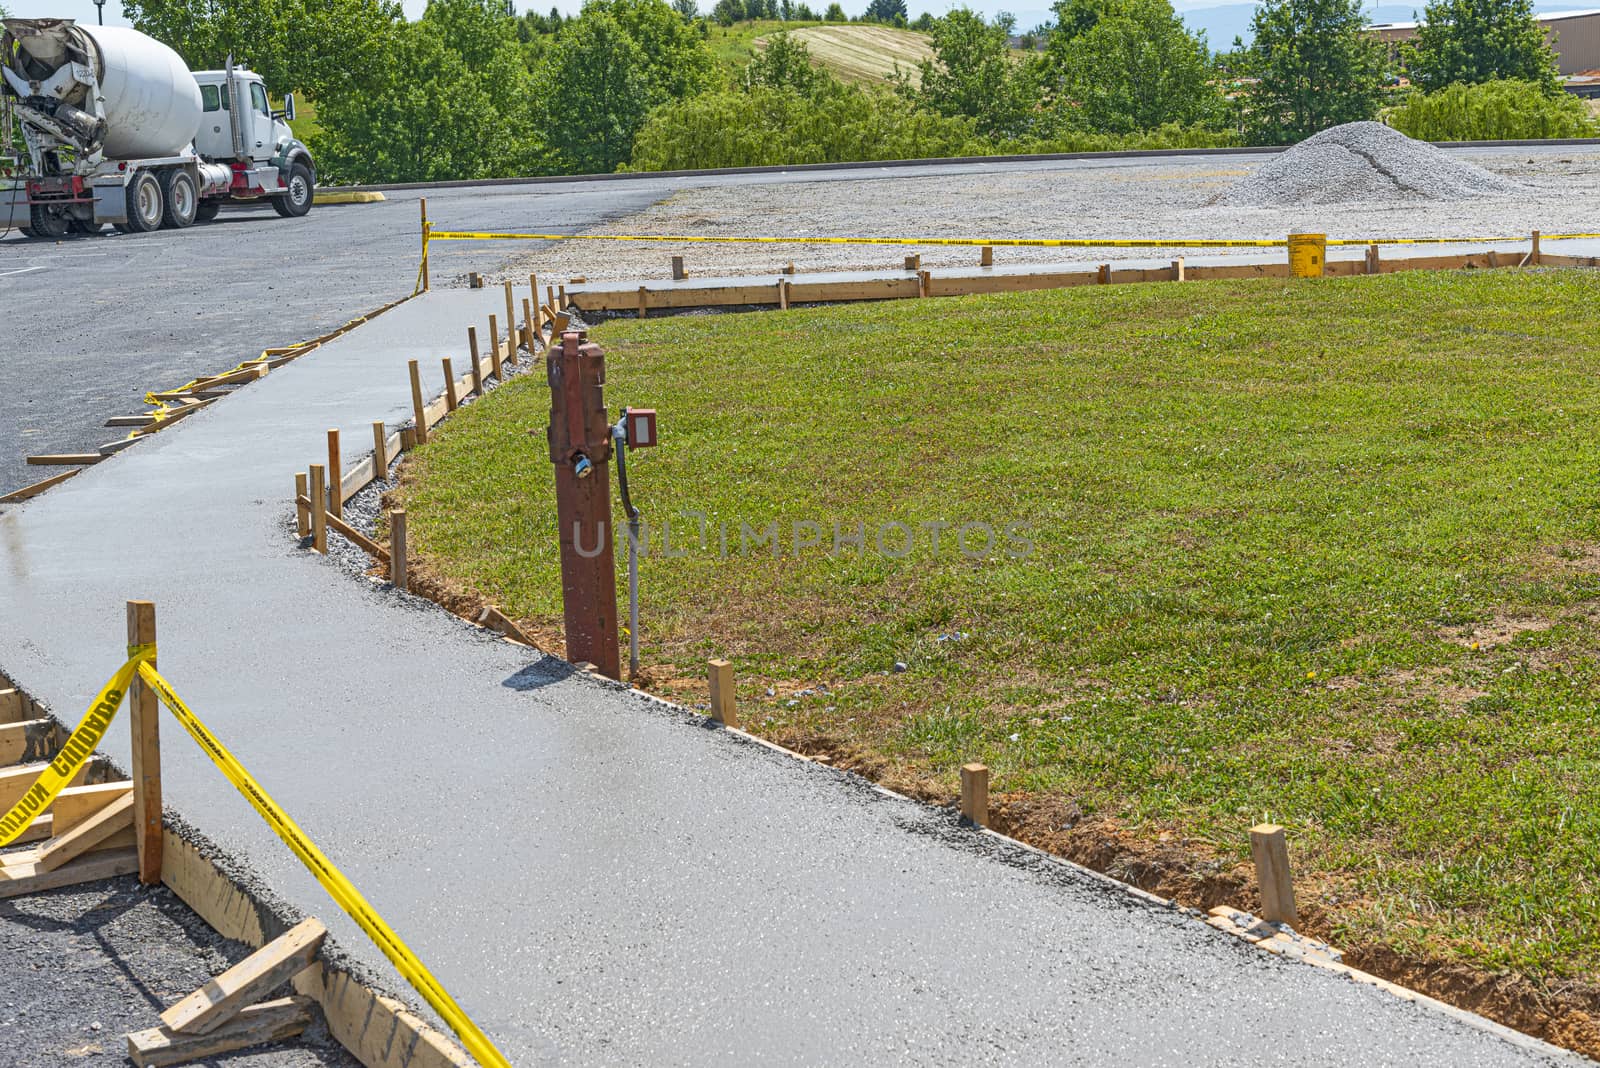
[115,0,1591,184]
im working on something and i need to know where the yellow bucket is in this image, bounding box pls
[1288,232,1326,278]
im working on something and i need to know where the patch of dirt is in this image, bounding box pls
[1441,614,1553,650]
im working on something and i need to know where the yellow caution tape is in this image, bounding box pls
[135,662,513,1068]
[0,643,156,847]
[428,230,1288,248]
[426,228,1600,250]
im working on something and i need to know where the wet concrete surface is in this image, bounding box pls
[0,291,1576,1065]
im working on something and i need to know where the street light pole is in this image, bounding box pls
[93,0,106,24]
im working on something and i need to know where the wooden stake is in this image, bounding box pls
[980,245,993,267]
[1249,823,1298,926]
[960,763,989,827]
[777,280,789,310]
[325,429,341,518]
[390,509,408,591]
[407,360,428,446]
[477,322,492,394]
[546,284,556,309]
[1531,229,1541,265]
[708,659,738,727]
[782,262,795,275]
[503,280,517,350]
[467,329,483,397]
[371,421,388,482]
[637,286,648,319]
[442,358,458,411]
[1097,263,1111,284]
[489,319,504,380]
[308,465,327,554]
[1366,244,1380,274]
[1487,249,1500,269]
[127,600,161,885]
[419,198,429,292]
[161,918,327,1036]
[521,298,535,356]
[671,255,687,280]
[918,269,931,298]
[293,473,309,538]
[529,273,541,332]
[904,254,920,272]
[1172,257,1185,282]
[558,284,566,307]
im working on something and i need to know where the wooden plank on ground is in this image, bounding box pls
[0,846,137,899]
[0,468,81,503]
[26,454,103,466]
[161,918,327,1035]
[36,790,134,871]
[52,781,134,836]
[0,688,28,724]
[0,760,100,809]
[127,995,313,1067]
[0,718,63,766]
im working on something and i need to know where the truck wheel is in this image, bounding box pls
[161,170,198,229]
[118,171,165,234]
[27,205,71,239]
[271,162,314,218]
[196,201,221,224]
[68,217,105,236]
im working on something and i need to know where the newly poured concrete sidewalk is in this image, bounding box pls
[0,291,1574,1065]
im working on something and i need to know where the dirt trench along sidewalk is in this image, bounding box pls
[0,290,1578,1066]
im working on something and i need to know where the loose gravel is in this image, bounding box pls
[1212,122,1527,206]
[0,875,358,1067]
[499,145,1600,284]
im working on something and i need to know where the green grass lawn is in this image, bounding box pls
[400,270,1600,985]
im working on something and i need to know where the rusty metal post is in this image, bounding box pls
[545,331,621,679]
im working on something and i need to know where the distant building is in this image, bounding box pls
[1367,9,1600,76]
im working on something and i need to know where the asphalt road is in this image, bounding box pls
[0,290,1574,1065]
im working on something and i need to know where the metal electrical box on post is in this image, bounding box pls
[545,331,622,680]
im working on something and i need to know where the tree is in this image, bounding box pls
[1048,0,1219,134]
[673,0,700,15]
[909,9,1045,139]
[1404,0,1558,93]
[795,3,819,18]
[863,0,907,23]
[747,30,826,93]
[537,12,654,172]
[314,15,536,182]
[580,0,717,101]
[825,2,847,19]
[1389,77,1594,138]
[712,0,743,22]
[1243,0,1386,143]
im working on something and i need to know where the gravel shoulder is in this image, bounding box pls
[505,148,1600,283]
[0,875,358,1067]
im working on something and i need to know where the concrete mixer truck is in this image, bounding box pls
[1,18,316,237]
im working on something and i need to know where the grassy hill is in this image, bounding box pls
[710,20,934,87]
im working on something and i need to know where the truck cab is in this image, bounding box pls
[190,67,316,221]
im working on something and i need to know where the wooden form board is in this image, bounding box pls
[158,831,473,1068]
[566,247,1579,314]
[0,845,138,899]
[0,759,104,809]
[0,718,65,766]
[161,917,327,1035]
[128,995,313,1067]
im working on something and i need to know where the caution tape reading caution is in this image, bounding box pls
[425,229,1600,250]
[0,644,154,847]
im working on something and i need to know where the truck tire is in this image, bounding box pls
[117,170,164,234]
[271,162,314,218]
[196,201,221,224]
[68,217,105,236]
[161,170,198,229]
[26,205,71,239]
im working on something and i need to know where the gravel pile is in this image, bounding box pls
[1213,122,1527,207]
